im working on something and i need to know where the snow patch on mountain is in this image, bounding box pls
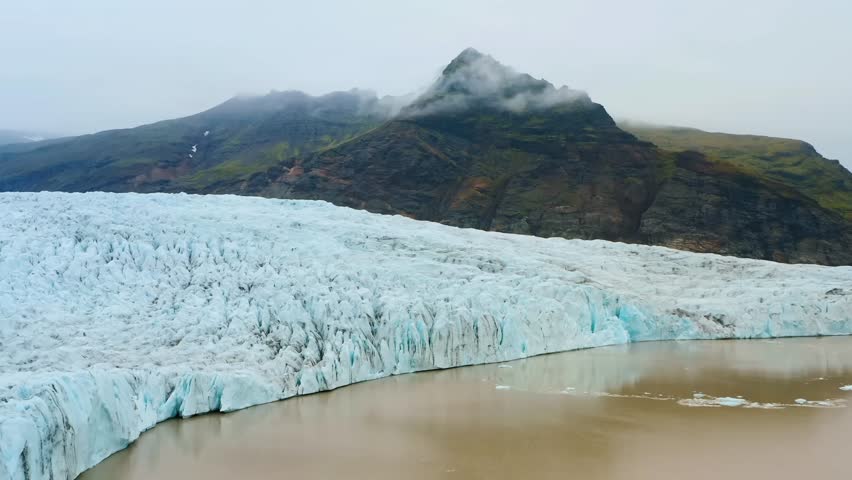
[0,192,850,480]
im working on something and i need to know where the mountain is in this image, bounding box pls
[0,89,397,192]
[620,122,852,220]
[1,48,850,265]
[231,49,851,265]
[0,129,53,146]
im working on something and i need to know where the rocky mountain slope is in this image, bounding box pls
[0,90,397,192]
[232,49,852,265]
[621,122,852,220]
[0,129,52,146]
[1,49,849,264]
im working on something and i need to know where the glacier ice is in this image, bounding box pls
[0,191,850,480]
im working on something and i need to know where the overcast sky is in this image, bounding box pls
[1,0,850,167]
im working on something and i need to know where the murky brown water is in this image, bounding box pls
[81,337,852,480]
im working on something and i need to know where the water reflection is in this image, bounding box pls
[81,337,852,480]
[473,338,852,394]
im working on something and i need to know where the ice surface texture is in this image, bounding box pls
[1,192,850,480]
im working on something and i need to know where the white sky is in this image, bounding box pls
[1,0,850,167]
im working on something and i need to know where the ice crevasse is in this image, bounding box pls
[0,192,850,480]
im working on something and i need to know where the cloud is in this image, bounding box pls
[401,48,591,117]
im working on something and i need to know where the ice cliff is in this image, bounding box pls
[1,192,850,479]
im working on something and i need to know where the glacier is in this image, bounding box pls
[0,191,850,480]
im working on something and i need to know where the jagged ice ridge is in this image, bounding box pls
[1,192,850,479]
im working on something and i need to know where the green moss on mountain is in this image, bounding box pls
[620,123,852,219]
[0,90,391,192]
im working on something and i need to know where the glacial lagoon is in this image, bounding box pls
[80,337,852,480]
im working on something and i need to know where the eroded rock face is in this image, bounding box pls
[621,122,852,221]
[639,153,852,265]
[240,113,851,265]
[245,120,658,237]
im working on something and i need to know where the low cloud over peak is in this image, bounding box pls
[402,48,591,117]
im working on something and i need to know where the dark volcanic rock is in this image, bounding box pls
[639,152,852,264]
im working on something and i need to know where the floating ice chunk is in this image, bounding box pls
[717,397,747,407]
[556,388,676,401]
[594,392,675,401]
[191,144,197,153]
[680,395,783,409]
[788,398,846,408]
[840,385,852,391]
[798,399,846,408]
[203,130,210,136]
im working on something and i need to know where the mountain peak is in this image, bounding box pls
[404,48,590,117]
[457,46,485,58]
[442,47,490,74]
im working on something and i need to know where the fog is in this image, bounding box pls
[400,48,591,117]
[1,0,850,167]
